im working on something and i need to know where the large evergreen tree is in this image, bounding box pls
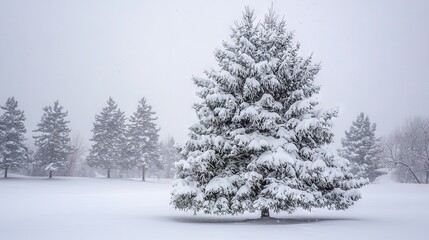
[171,9,365,217]
[127,98,160,181]
[87,97,127,178]
[33,101,72,178]
[339,113,383,182]
[0,97,28,178]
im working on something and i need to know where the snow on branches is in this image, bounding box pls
[172,8,366,217]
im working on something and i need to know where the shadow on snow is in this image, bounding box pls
[166,215,363,225]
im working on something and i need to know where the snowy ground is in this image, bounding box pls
[0,175,428,240]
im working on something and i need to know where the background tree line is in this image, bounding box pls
[0,97,179,179]
[0,96,427,183]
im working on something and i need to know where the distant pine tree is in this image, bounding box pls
[171,8,366,217]
[0,97,28,178]
[159,137,180,178]
[126,98,160,181]
[87,98,127,178]
[339,113,383,182]
[33,101,72,178]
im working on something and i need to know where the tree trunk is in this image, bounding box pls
[426,170,429,184]
[142,168,145,182]
[4,167,8,178]
[49,170,53,179]
[409,169,421,184]
[261,208,270,218]
[107,168,111,178]
[393,161,421,184]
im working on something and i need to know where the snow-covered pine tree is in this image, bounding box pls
[171,8,366,218]
[33,101,72,178]
[87,97,127,178]
[339,113,383,182]
[126,98,160,181]
[159,137,180,178]
[0,97,28,178]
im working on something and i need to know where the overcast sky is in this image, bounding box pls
[1,0,428,147]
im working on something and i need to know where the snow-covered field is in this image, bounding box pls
[0,175,428,240]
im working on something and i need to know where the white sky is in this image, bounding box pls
[1,0,428,147]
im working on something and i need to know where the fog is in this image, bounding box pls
[1,0,428,146]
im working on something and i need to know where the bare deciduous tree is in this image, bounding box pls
[383,116,429,183]
[64,134,87,176]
